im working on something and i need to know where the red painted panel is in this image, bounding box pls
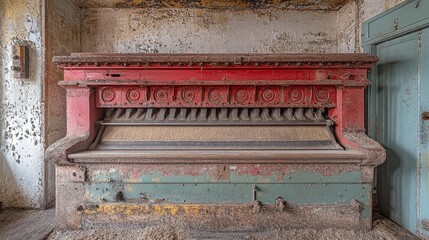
[58,54,374,149]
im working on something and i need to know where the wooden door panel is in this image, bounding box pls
[375,32,420,233]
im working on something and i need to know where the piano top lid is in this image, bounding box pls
[53,53,378,68]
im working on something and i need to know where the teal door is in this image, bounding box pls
[363,1,429,237]
[374,31,420,233]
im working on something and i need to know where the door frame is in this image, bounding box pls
[362,0,429,237]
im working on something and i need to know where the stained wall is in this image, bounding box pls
[337,0,407,53]
[0,0,45,208]
[81,9,338,53]
[44,0,81,207]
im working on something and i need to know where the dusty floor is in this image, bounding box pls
[48,217,419,240]
[0,209,419,240]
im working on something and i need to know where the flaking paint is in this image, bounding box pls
[87,164,363,184]
[0,0,45,208]
[337,0,407,53]
[71,0,349,11]
[80,8,338,53]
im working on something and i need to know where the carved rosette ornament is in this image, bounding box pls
[261,88,276,103]
[101,88,115,102]
[127,89,140,102]
[315,89,329,103]
[208,89,223,103]
[235,89,250,103]
[289,88,304,103]
[153,88,169,103]
[181,88,196,103]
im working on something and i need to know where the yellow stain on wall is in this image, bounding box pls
[83,203,204,216]
[183,205,201,215]
[2,0,30,19]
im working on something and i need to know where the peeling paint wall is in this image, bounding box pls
[44,0,81,207]
[81,9,338,53]
[337,0,358,53]
[71,0,350,10]
[337,0,406,53]
[0,0,45,208]
[359,0,406,23]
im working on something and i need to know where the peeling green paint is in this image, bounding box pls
[91,169,361,184]
[86,182,371,218]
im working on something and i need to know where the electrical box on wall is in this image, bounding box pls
[11,45,29,78]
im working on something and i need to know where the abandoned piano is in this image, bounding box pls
[47,53,385,230]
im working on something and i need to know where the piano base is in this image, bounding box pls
[55,161,375,231]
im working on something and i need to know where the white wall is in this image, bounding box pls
[0,0,46,208]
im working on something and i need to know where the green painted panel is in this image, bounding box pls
[86,183,370,211]
[86,169,370,218]
[255,183,371,218]
[125,183,253,203]
[87,183,120,202]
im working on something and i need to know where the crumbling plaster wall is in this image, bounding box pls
[44,0,81,208]
[81,9,338,53]
[337,0,407,53]
[0,0,46,208]
[0,0,81,209]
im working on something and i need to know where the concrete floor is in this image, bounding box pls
[0,209,55,240]
[0,209,420,240]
